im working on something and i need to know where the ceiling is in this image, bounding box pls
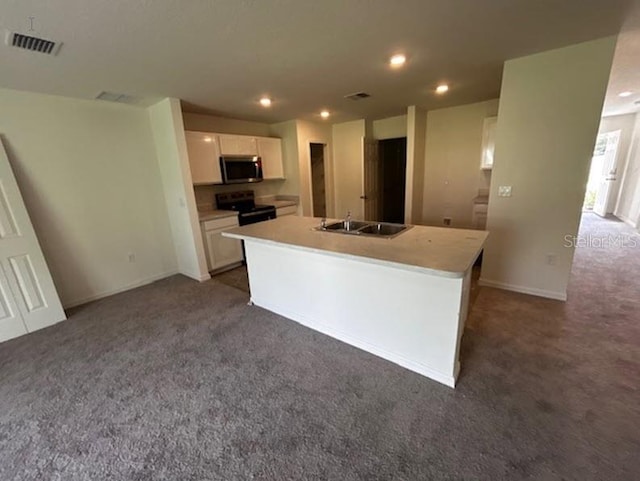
[602,2,640,116]
[0,0,636,123]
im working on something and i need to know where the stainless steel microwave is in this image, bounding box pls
[220,155,263,184]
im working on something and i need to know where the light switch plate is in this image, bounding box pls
[498,185,512,197]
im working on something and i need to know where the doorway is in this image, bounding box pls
[379,137,407,224]
[309,143,327,217]
[583,130,621,216]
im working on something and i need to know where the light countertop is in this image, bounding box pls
[224,216,488,278]
[198,209,238,221]
[473,195,489,205]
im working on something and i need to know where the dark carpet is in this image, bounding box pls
[0,213,638,480]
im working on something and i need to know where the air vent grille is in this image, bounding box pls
[96,92,138,104]
[5,31,61,55]
[344,92,371,101]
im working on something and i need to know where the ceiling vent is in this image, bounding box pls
[344,92,371,101]
[95,91,138,104]
[5,31,62,55]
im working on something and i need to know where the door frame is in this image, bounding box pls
[307,140,335,218]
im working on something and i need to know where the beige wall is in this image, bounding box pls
[372,115,407,140]
[481,37,617,300]
[149,99,209,282]
[182,111,271,137]
[405,106,427,224]
[296,120,333,217]
[333,120,365,218]
[422,99,499,228]
[0,88,177,308]
[615,112,640,226]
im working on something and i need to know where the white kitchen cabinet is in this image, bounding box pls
[185,131,223,184]
[219,134,258,156]
[276,205,298,217]
[201,216,243,272]
[257,137,284,179]
[480,116,497,170]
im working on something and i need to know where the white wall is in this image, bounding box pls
[422,99,499,228]
[149,99,209,282]
[405,106,427,224]
[333,120,365,219]
[0,87,177,308]
[596,113,636,215]
[372,115,407,140]
[296,120,334,217]
[481,37,617,300]
[614,112,640,227]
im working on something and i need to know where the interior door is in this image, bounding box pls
[0,138,65,342]
[593,130,621,217]
[363,138,380,221]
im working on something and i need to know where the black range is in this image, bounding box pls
[215,191,276,226]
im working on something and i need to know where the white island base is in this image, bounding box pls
[242,240,472,387]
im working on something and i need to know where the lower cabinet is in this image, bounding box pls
[201,216,243,272]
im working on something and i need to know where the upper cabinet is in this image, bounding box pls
[185,131,223,184]
[257,137,284,179]
[186,131,284,184]
[480,116,497,170]
[219,134,258,156]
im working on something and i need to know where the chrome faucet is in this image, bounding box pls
[345,211,352,223]
[320,217,327,229]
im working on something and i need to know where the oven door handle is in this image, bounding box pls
[242,210,275,218]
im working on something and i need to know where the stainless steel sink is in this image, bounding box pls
[316,219,411,239]
[324,220,371,232]
[359,223,408,236]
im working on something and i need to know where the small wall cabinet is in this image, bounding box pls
[219,135,258,156]
[201,216,243,272]
[185,132,223,184]
[257,137,284,179]
[480,116,497,170]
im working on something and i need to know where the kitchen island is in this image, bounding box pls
[224,216,488,387]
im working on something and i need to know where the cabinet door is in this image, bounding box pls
[257,137,284,179]
[219,135,258,155]
[204,229,243,271]
[185,132,222,184]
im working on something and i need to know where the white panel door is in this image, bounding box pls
[257,137,284,179]
[219,135,258,156]
[185,131,223,184]
[593,130,621,217]
[0,138,65,341]
[0,263,27,342]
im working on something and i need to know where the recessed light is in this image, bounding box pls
[320,110,330,119]
[619,91,633,97]
[390,54,406,67]
[259,97,272,107]
[435,84,449,94]
[203,137,212,143]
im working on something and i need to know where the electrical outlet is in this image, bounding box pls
[545,254,557,266]
[128,252,136,263]
[443,217,452,226]
[498,185,512,197]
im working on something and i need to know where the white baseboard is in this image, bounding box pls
[64,270,179,309]
[478,278,567,301]
[252,298,458,388]
[614,212,638,228]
